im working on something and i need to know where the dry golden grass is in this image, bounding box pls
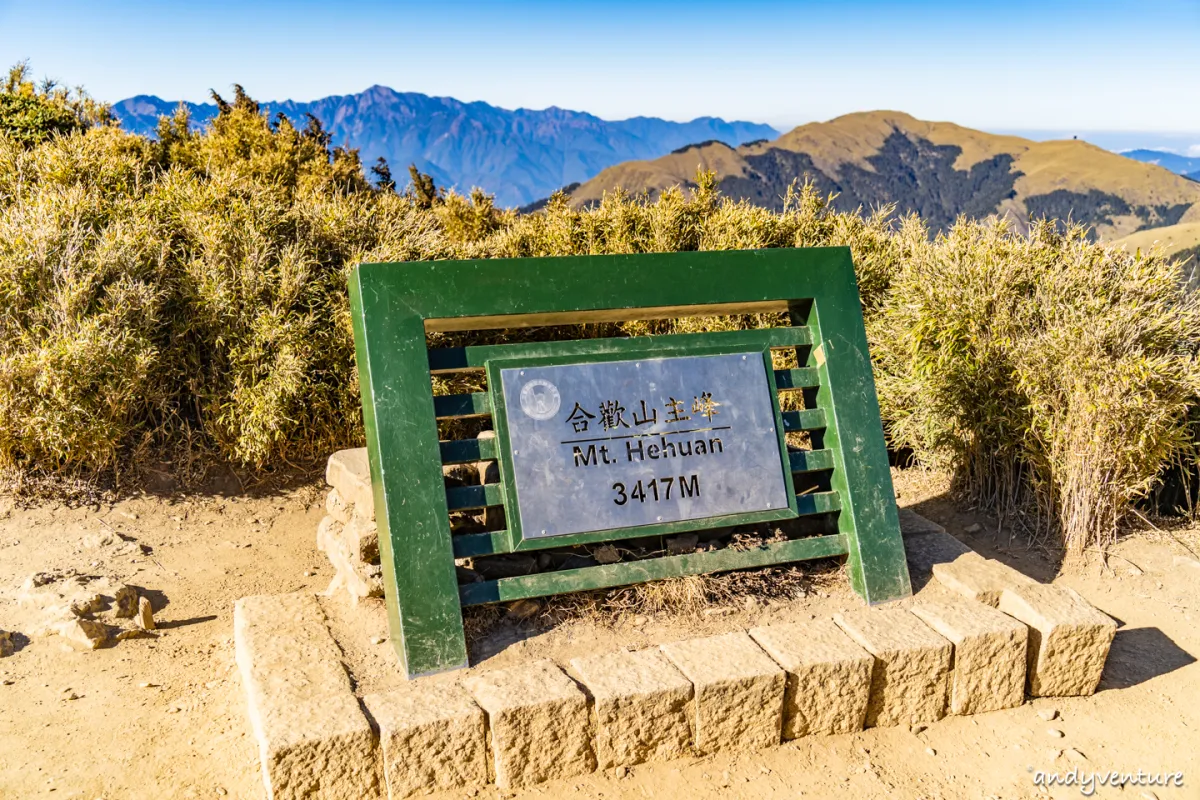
[3,76,1199,557]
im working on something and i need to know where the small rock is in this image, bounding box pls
[1065,748,1087,762]
[1141,792,1160,800]
[63,691,79,700]
[594,544,621,565]
[631,615,648,627]
[1,679,13,686]
[964,523,982,534]
[372,636,387,645]
[910,723,928,735]
[666,533,699,556]
[303,571,315,577]
[1047,728,1064,738]
[614,766,628,779]
[505,599,541,621]
[925,748,937,756]
[702,607,733,617]
[55,618,109,650]
[136,596,156,631]
[0,630,14,658]
[113,586,138,618]
[70,594,107,618]
[1037,708,1058,721]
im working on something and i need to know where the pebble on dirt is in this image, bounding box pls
[0,630,15,657]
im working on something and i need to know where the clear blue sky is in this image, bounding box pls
[2,0,1198,136]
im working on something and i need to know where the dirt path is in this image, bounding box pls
[1,472,1197,799]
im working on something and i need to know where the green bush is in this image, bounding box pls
[870,219,1200,553]
[1,72,1197,556]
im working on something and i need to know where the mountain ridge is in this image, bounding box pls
[564,111,1200,240]
[110,86,778,207]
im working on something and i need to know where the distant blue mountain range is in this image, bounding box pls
[111,86,779,207]
[1122,149,1200,182]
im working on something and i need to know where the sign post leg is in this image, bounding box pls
[350,275,469,678]
[790,260,912,605]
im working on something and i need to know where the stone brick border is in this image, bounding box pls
[236,534,1118,798]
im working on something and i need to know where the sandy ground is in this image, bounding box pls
[1,469,1198,799]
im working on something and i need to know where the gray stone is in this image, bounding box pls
[897,508,947,537]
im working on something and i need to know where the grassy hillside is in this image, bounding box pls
[567,111,1200,240]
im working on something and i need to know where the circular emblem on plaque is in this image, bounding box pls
[519,379,561,420]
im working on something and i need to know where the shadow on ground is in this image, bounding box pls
[1099,626,1196,690]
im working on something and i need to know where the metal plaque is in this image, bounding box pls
[497,352,790,539]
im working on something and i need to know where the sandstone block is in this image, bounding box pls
[325,488,355,525]
[659,632,785,754]
[234,593,380,800]
[363,683,487,799]
[911,597,1028,714]
[569,648,693,768]
[463,660,595,789]
[897,508,947,537]
[997,584,1116,697]
[933,553,1036,607]
[833,608,952,727]
[749,620,873,738]
[317,516,383,604]
[326,448,374,514]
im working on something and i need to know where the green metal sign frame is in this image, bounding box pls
[349,247,912,678]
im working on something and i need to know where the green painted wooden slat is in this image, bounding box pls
[459,533,849,605]
[455,490,840,558]
[446,482,506,511]
[796,490,840,515]
[789,448,835,473]
[432,393,491,419]
[773,367,821,390]
[439,437,497,465]
[452,530,511,558]
[781,408,827,431]
[428,326,813,373]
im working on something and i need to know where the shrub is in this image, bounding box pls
[1,72,1197,557]
[871,219,1200,553]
